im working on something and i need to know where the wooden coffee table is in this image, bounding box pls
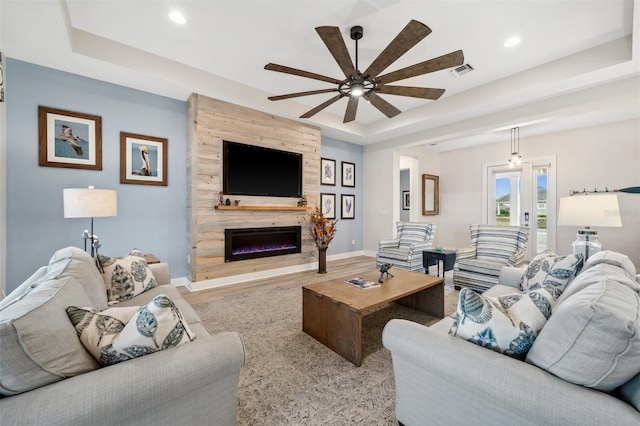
[302,268,444,366]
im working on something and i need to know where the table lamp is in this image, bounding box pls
[63,186,117,257]
[557,193,621,261]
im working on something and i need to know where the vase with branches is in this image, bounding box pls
[307,206,337,273]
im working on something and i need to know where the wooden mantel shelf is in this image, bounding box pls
[215,205,310,211]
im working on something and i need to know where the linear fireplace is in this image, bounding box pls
[225,226,302,262]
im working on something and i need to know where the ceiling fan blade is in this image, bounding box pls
[265,63,341,84]
[300,94,343,119]
[363,20,432,78]
[268,88,339,101]
[343,96,359,123]
[377,85,445,100]
[316,26,357,78]
[377,50,465,84]
[364,93,401,118]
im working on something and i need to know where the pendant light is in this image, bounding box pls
[508,127,522,168]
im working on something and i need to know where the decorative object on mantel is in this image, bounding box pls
[569,186,640,195]
[298,195,308,207]
[557,193,622,261]
[378,263,394,284]
[307,206,338,274]
[507,126,521,168]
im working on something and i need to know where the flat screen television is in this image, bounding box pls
[223,141,303,198]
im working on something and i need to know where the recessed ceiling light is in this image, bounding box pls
[169,11,186,24]
[504,36,521,48]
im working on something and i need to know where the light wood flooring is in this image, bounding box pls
[178,255,378,305]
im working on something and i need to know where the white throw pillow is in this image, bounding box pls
[67,294,196,366]
[520,250,583,293]
[450,287,557,359]
[96,248,157,305]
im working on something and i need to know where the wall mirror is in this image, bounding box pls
[422,174,439,215]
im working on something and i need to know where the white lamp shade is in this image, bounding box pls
[63,188,117,218]
[557,193,621,227]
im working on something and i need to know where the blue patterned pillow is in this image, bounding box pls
[67,294,196,366]
[450,287,557,359]
[520,250,583,292]
[96,248,157,305]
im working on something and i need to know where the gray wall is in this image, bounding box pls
[320,136,364,255]
[6,59,187,293]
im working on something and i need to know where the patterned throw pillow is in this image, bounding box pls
[450,287,557,359]
[96,248,157,305]
[67,294,196,366]
[520,250,583,292]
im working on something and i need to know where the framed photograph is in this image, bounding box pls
[320,193,336,219]
[120,132,168,186]
[321,158,336,185]
[402,190,410,210]
[341,194,355,219]
[341,161,355,187]
[38,106,102,170]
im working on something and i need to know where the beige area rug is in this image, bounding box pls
[193,271,459,425]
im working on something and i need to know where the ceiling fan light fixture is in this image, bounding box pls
[351,83,364,97]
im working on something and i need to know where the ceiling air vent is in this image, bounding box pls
[450,63,474,77]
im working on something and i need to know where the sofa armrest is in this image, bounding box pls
[508,248,527,267]
[406,242,433,255]
[149,262,170,286]
[378,239,400,249]
[382,319,640,425]
[0,332,246,426]
[499,266,526,289]
[455,245,475,261]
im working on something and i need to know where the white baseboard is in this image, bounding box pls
[175,250,373,292]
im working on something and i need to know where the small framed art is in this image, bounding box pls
[321,158,336,185]
[402,190,410,210]
[341,161,355,187]
[320,193,336,219]
[120,132,168,186]
[38,106,102,170]
[341,194,355,219]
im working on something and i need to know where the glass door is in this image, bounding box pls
[483,156,556,260]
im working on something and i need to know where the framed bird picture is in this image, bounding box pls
[38,106,102,170]
[120,132,168,186]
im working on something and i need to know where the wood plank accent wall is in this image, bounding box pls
[187,94,321,282]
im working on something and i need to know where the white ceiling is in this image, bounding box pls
[2,0,639,151]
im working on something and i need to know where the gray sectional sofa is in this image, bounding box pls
[0,247,246,426]
[383,250,640,425]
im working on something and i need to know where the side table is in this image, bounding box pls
[144,253,160,264]
[422,249,456,277]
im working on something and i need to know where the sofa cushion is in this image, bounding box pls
[475,228,521,264]
[0,247,110,396]
[618,373,640,412]
[526,275,640,391]
[97,248,157,305]
[67,294,196,366]
[398,222,431,248]
[450,287,556,359]
[0,276,100,396]
[582,250,637,278]
[520,250,583,292]
[456,258,504,277]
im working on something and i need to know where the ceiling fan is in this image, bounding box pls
[264,20,464,123]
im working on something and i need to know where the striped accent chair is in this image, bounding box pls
[376,222,436,273]
[453,224,530,292]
